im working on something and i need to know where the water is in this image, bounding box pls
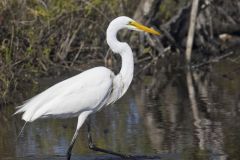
[1,61,240,160]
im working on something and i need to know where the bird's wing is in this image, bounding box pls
[15,67,114,122]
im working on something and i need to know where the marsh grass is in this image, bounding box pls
[0,0,136,102]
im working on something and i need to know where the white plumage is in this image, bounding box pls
[16,67,115,121]
[14,16,160,159]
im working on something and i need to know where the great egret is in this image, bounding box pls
[15,16,160,160]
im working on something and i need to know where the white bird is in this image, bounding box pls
[15,16,160,160]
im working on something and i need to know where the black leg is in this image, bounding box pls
[87,119,133,159]
[66,111,93,160]
[67,128,79,160]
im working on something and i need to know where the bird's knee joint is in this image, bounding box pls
[88,143,95,149]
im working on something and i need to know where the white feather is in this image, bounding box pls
[13,16,156,158]
[16,67,114,121]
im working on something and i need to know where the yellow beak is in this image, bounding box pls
[130,21,160,35]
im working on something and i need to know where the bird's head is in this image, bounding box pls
[107,16,160,53]
[109,16,160,35]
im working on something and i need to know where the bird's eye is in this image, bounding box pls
[128,21,136,27]
[128,21,133,25]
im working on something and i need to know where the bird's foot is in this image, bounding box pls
[120,154,135,160]
[88,142,132,159]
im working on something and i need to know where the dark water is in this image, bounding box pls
[1,60,240,160]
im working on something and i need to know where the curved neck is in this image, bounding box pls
[119,46,134,87]
[107,26,134,94]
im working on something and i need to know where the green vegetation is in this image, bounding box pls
[159,0,189,22]
[0,0,136,102]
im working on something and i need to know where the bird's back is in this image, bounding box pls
[15,67,114,122]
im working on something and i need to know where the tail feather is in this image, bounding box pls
[13,106,26,115]
[16,104,23,109]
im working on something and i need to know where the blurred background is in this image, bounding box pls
[0,0,240,160]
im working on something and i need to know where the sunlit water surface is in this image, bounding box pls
[1,61,240,160]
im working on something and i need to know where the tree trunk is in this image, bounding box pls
[133,0,240,65]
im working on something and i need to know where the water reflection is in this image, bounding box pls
[1,61,240,159]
